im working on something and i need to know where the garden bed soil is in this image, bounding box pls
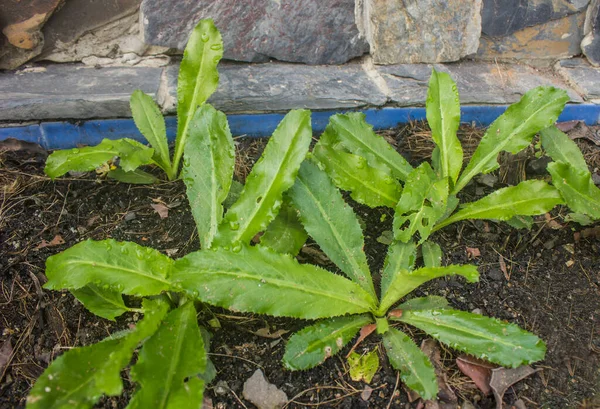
[1,123,599,409]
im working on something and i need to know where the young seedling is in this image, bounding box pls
[44,19,223,183]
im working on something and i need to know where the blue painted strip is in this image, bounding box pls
[1,104,599,150]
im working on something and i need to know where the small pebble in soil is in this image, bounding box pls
[242,369,288,409]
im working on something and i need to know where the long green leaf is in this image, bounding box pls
[426,69,462,184]
[70,284,131,321]
[171,245,376,319]
[130,90,170,173]
[283,315,372,370]
[45,138,154,179]
[396,309,546,367]
[380,240,417,300]
[214,109,312,246]
[454,86,569,193]
[397,296,449,311]
[435,180,564,230]
[540,126,588,171]
[288,160,376,299]
[172,19,223,176]
[127,302,206,409]
[421,241,442,268]
[260,198,308,256]
[107,168,158,184]
[548,161,600,219]
[312,143,402,208]
[383,328,438,400]
[378,265,479,315]
[327,113,413,181]
[26,299,169,409]
[393,163,449,244]
[44,239,172,296]
[183,104,235,249]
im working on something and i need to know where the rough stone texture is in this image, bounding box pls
[378,61,583,105]
[477,12,586,64]
[366,0,482,64]
[556,58,600,102]
[582,0,600,65]
[481,0,589,37]
[37,0,145,63]
[0,0,63,69]
[140,0,368,65]
[242,369,287,409]
[0,64,162,121]
[162,60,387,114]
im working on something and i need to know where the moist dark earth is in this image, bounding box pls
[1,123,599,409]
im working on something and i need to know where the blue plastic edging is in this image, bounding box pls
[1,104,599,150]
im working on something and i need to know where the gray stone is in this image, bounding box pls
[477,12,585,64]
[378,61,582,106]
[162,60,387,114]
[364,0,482,64]
[140,0,368,65]
[481,0,589,37]
[582,0,600,65]
[555,58,600,102]
[0,64,162,121]
[242,369,287,409]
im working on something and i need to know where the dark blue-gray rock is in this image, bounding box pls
[365,0,482,64]
[477,12,585,64]
[140,0,368,65]
[161,60,387,114]
[582,0,600,65]
[377,61,582,106]
[0,64,162,121]
[556,58,600,102]
[481,0,589,37]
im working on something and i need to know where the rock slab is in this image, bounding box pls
[140,0,368,65]
[366,0,482,64]
[242,369,287,409]
[582,0,600,65]
[556,58,600,102]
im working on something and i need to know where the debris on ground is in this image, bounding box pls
[242,369,288,409]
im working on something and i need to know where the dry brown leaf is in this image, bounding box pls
[490,366,538,409]
[151,203,169,219]
[252,327,289,339]
[0,339,13,375]
[361,385,373,401]
[346,323,377,358]
[456,355,495,395]
[466,247,481,258]
[544,213,563,230]
[499,255,509,281]
[35,234,65,250]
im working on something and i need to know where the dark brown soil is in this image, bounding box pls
[1,125,599,409]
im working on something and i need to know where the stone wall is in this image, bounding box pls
[1,0,599,70]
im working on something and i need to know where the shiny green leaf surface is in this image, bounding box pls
[183,104,235,249]
[421,241,442,268]
[393,163,449,244]
[436,180,564,230]
[540,126,588,171]
[45,239,172,296]
[380,240,417,300]
[397,296,449,311]
[172,245,376,319]
[173,19,223,175]
[26,299,169,409]
[107,168,158,184]
[215,110,312,246]
[327,113,413,181]
[127,303,206,409]
[396,309,546,367]
[70,284,130,321]
[45,138,154,179]
[312,143,402,208]
[383,328,438,400]
[260,199,308,256]
[378,265,479,315]
[283,315,372,370]
[426,69,462,184]
[288,160,376,299]
[548,161,600,219]
[130,90,170,173]
[454,86,569,193]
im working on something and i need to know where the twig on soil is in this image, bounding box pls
[385,372,400,409]
[228,387,249,409]
[208,353,264,370]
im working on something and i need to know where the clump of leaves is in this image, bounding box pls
[44,19,223,183]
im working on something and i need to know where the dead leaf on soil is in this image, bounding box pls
[420,339,457,402]
[300,246,331,265]
[456,355,495,395]
[361,385,373,401]
[466,247,481,259]
[490,366,538,409]
[0,339,13,376]
[346,323,377,358]
[499,255,509,281]
[34,234,65,250]
[544,213,563,230]
[578,226,600,240]
[151,203,169,219]
[567,122,600,146]
[0,138,47,155]
[251,326,289,339]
